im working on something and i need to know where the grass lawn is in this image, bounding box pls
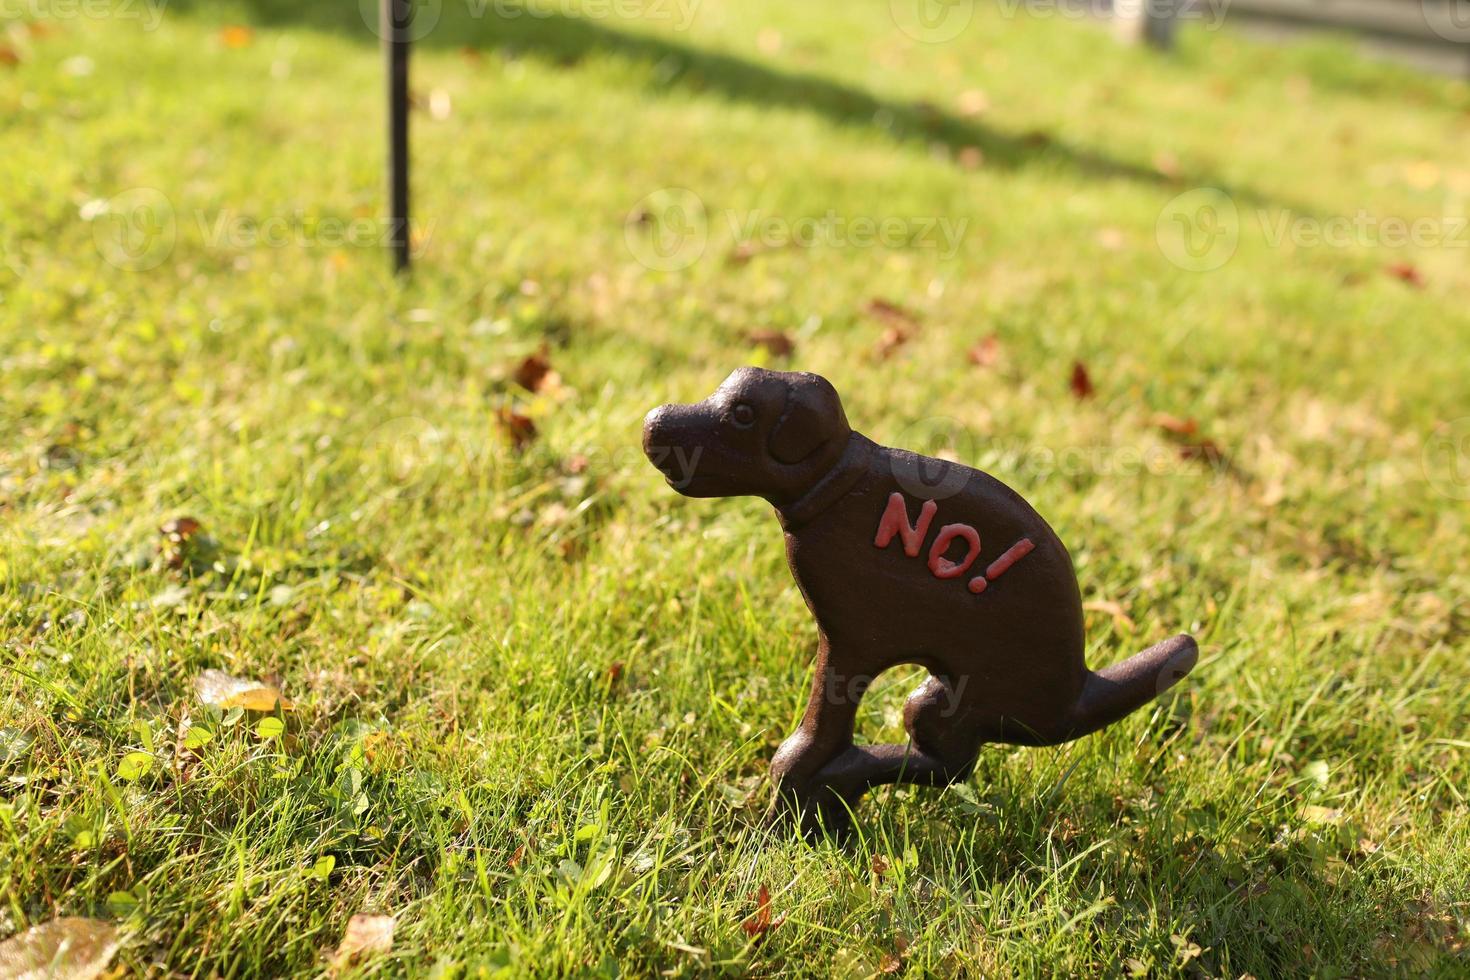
[3,0,1470,974]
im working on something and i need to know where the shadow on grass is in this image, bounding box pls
[170,0,1303,211]
[838,772,1420,975]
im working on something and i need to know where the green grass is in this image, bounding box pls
[3,0,1469,974]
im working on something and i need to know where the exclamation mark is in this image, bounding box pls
[968,537,1035,594]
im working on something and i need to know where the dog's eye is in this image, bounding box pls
[731,403,756,429]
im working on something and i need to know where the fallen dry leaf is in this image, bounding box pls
[864,298,920,332]
[513,348,554,393]
[1151,413,1199,438]
[956,146,984,171]
[1083,599,1135,630]
[968,334,1000,368]
[1385,262,1425,288]
[0,46,20,68]
[160,516,202,542]
[1178,438,1225,466]
[335,914,395,967]
[496,407,538,451]
[194,669,294,712]
[866,300,919,360]
[748,329,795,358]
[1069,361,1095,399]
[956,89,990,117]
[740,885,785,939]
[0,917,120,980]
[220,25,254,48]
[1153,150,1182,180]
[728,240,786,265]
[874,326,912,360]
[605,661,626,688]
[879,951,904,974]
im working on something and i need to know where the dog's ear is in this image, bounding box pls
[769,374,847,464]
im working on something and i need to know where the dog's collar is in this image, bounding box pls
[777,433,874,531]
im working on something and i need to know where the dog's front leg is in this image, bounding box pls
[768,633,870,833]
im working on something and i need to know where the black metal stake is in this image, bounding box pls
[384,0,412,273]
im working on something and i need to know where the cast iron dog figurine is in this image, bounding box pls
[642,368,1199,833]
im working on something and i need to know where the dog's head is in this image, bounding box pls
[642,368,851,504]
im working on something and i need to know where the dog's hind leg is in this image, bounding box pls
[903,674,984,773]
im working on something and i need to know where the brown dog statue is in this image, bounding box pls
[643,368,1199,833]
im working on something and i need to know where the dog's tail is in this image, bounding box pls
[1065,634,1198,739]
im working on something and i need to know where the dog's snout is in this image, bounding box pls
[643,403,702,471]
[642,404,676,462]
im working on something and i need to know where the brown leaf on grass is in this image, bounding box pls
[0,46,20,68]
[1385,262,1425,288]
[508,843,527,868]
[160,516,202,542]
[0,917,121,979]
[496,407,538,451]
[866,300,920,360]
[874,327,912,360]
[159,516,205,569]
[870,854,890,876]
[459,45,483,63]
[513,348,555,393]
[605,661,626,688]
[728,240,787,266]
[194,669,294,712]
[967,334,1000,368]
[334,914,395,968]
[956,89,990,117]
[1069,361,1095,399]
[864,298,920,332]
[1151,413,1199,438]
[747,329,795,358]
[1083,599,1135,631]
[220,25,254,48]
[1152,414,1226,468]
[879,951,904,974]
[1177,438,1225,465]
[740,885,785,939]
